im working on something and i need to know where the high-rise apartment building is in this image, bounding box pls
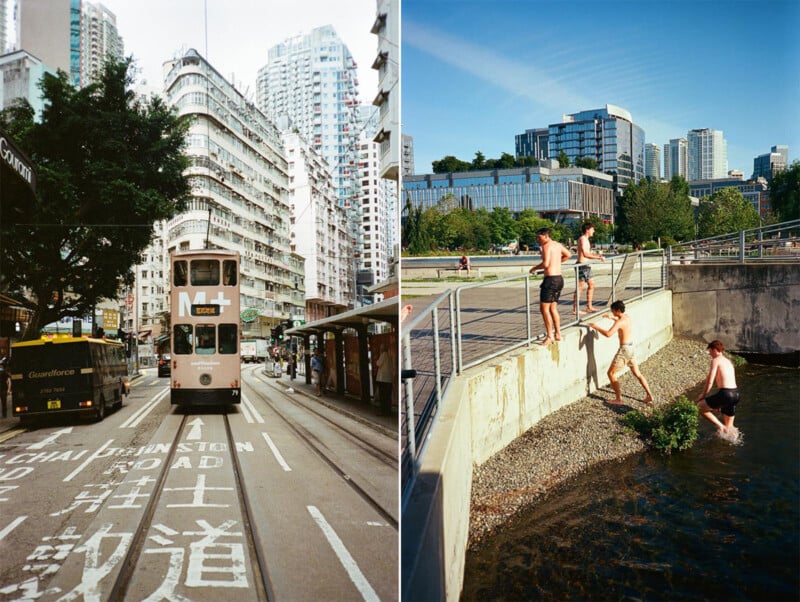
[0,0,8,53]
[17,0,122,88]
[402,134,415,177]
[645,143,661,181]
[283,128,353,320]
[256,26,360,207]
[752,145,789,181]
[664,138,688,180]
[0,50,56,119]
[80,1,123,86]
[548,104,645,186]
[357,134,391,290]
[371,0,399,181]
[688,128,727,181]
[163,49,303,336]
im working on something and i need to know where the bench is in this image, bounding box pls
[436,267,482,278]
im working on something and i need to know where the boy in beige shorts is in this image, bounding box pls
[589,300,654,405]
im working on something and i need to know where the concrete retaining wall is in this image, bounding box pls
[402,290,673,600]
[670,263,800,354]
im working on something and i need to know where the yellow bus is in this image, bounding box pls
[170,249,241,405]
[11,334,130,421]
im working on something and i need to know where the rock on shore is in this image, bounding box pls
[469,337,710,549]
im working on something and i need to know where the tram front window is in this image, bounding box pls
[191,260,220,286]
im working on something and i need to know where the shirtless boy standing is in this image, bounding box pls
[696,340,739,435]
[529,228,572,346]
[588,300,654,404]
[574,222,605,314]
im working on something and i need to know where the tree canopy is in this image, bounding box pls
[616,176,694,246]
[696,187,761,238]
[0,58,191,339]
[431,151,538,174]
[769,160,800,221]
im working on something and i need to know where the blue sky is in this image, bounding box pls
[402,0,800,177]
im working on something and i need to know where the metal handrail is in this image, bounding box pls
[400,248,666,502]
[667,219,800,264]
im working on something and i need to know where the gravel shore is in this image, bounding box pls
[469,337,711,549]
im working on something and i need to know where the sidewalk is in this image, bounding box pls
[264,368,398,438]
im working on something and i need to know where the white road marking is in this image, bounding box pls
[120,387,169,429]
[307,505,379,602]
[0,516,26,541]
[261,433,291,472]
[186,418,204,441]
[63,439,114,482]
[240,393,265,424]
[27,427,73,450]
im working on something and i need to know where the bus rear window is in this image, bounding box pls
[195,325,216,355]
[191,260,220,286]
[173,325,193,354]
[218,324,237,354]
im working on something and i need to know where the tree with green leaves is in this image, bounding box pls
[557,150,570,168]
[402,196,433,254]
[696,187,761,238]
[616,176,694,246]
[769,160,800,221]
[488,207,517,244]
[574,156,598,170]
[432,155,471,174]
[0,59,191,340]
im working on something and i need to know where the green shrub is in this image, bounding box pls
[622,396,699,454]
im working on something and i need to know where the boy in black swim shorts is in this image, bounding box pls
[697,340,740,435]
[529,228,572,346]
[540,275,564,303]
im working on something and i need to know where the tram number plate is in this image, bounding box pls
[47,399,61,410]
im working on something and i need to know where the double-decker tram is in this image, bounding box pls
[170,249,241,405]
[10,334,129,421]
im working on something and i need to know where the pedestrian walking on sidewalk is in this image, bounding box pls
[529,227,572,346]
[311,348,324,396]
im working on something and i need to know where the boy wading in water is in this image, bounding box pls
[529,228,572,346]
[589,300,654,405]
[696,339,740,438]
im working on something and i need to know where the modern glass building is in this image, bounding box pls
[404,164,615,220]
[547,104,645,187]
[515,127,550,163]
[752,145,789,181]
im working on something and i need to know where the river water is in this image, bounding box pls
[462,364,800,601]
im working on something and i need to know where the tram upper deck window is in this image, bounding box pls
[173,261,188,287]
[191,260,220,286]
[223,260,237,286]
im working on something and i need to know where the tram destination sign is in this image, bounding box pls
[191,304,221,316]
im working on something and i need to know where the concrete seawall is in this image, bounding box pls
[670,263,800,355]
[402,290,673,600]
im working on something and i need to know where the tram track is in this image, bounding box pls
[250,370,396,469]
[242,374,398,530]
[107,411,274,602]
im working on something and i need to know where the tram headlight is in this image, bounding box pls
[199,373,212,386]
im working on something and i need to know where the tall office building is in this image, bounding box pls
[548,104,645,186]
[163,49,303,336]
[664,138,688,180]
[645,143,661,181]
[256,26,360,207]
[80,1,123,86]
[688,128,727,181]
[752,145,789,181]
[17,0,122,88]
[0,50,56,119]
[515,127,550,163]
[371,0,399,181]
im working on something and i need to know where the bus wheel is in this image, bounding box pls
[96,398,105,421]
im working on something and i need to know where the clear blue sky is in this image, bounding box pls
[402,0,800,177]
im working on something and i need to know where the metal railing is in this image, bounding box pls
[668,219,800,264]
[400,249,667,505]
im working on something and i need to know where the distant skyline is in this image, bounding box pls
[402,0,800,177]
[98,0,379,103]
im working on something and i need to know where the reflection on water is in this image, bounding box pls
[463,365,800,601]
